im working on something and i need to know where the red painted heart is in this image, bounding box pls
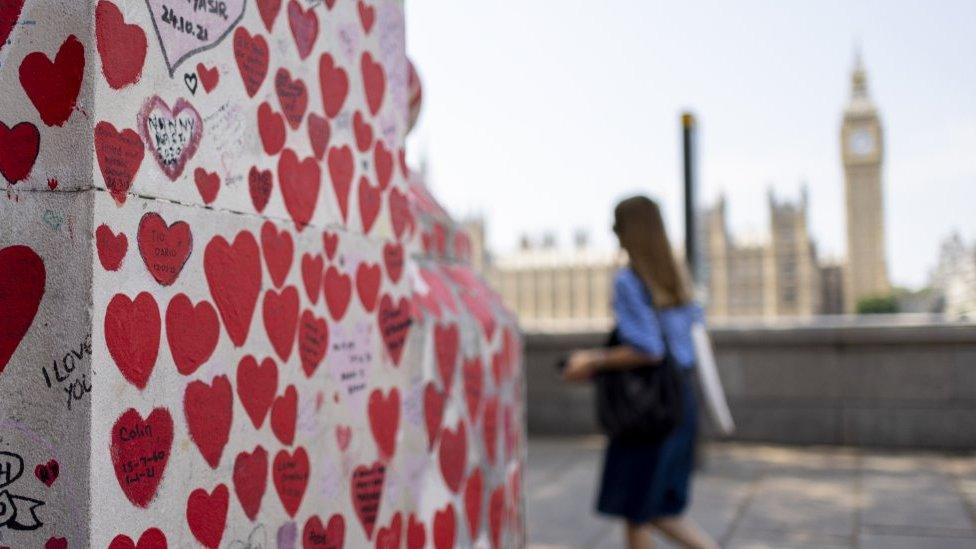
[464,468,483,538]
[358,1,376,34]
[463,357,484,421]
[205,230,262,347]
[249,166,274,213]
[184,375,233,469]
[186,483,229,549]
[271,385,298,446]
[94,225,126,272]
[304,514,345,548]
[0,246,45,374]
[95,1,147,89]
[233,445,268,522]
[110,407,173,508]
[0,121,40,184]
[19,34,85,126]
[263,286,300,362]
[95,121,145,204]
[34,459,59,487]
[234,27,269,97]
[275,68,308,129]
[236,355,278,429]
[287,0,318,59]
[165,293,219,376]
[351,461,386,540]
[389,187,412,240]
[193,167,220,204]
[375,512,402,549]
[308,112,331,160]
[368,387,400,461]
[137,212,192,286]
[260,221,294,288]
[297,309,328,377]
[322,231,339,260]
[378,294,411,366]
[300,253,323,303]
[438,421,466,494]
[434,323,459,390]
[273,446,310,517]
[278,149,321,230]
[256,0,281,31]
[432,503,456,549]
[319,53,348,118]
[424,382,446,450]
[407,514,426,549]
[105,292,160,389]
[360,52,385,116]
[323,266,352,321]
[197,62,219,92]
[383,241,404,283]
[0,0,25,55]
[258,101,286,156]
[353,111,374,152]
[108,527,167,549]
[374,140,394,190]
[327,145,354,222]
[358,176,382,234]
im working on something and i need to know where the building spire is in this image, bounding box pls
[851,43,868,99]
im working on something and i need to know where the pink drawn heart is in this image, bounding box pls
[144,0,246,75]
[138,96,203,181]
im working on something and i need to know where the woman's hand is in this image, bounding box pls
[562,349,602,382]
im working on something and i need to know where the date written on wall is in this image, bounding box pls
[160,1,232,41]
[40,334,92,410]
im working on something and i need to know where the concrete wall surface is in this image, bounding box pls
[525,321,976,450]
[0,1,525,547]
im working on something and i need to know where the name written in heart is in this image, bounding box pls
[138,96,203,180]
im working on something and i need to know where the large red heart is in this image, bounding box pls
[438,421,466,493]
[432,504,456,549]
[323,266,352,321]
[377,294,411,366]
[375,512,402,549]
[258,102,286,156]
[260,221,294,288]
[297,309,328,377]
[483,397,499,465]
[356,262,381,312]
[406,514,425,549]
[137,212,192,286]
[193,167,220,204]
[462,357,483,421]
[358,176,382,234]
[374,140,394,190]
[351,461,386,539]
[464,468,483,538]
[19,34,85,126]
[0,121,39,184]
[382,242,403,283]
[234,27,269,97]
[108,527,167,549]
[263,286,300,362]
[368,387,400,461]
[273,446,310,517]
[105,292,160,389]
[388,187,412,240]
[165,293,218,376]
[287,0,318,59]
[308,113,331,160]
[278,149,321,230]
[249,166,273,213]
[489,486,505,549]
[256,0,281,31]
[353,111,373,152]
[327,145,354,222]
[186,484,229,549]
[0,246,44,374]
[319,53,348,118]
[94,121,145,204]
[360,52,385,116]
[0,0,25,55]
[205,231,262,347]
[184,375,233,469]
[233,445,268,522]
[423,382,446,450]
[275,68,308,129]
[271,385,298,446]
[434,323,458,390]
[236,355,278,429]
[300,253,323,303]
[95,0,147,89]
[304,514,345,548]
[358,1,376,34]
[110,407,173,508]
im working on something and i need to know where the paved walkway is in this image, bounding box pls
[526,437,976,548]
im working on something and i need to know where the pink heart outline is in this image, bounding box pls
[143,0,246,76]
[137,95,203,181]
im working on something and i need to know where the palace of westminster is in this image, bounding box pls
[466,56,892,329]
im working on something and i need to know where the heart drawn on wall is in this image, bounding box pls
[0,246,45,375]
[144,0,246,76]
[138,96,203,180]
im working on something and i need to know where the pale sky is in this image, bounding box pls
[404,0,976,289]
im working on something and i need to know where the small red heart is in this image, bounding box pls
[137,212,192,286]
[353,110,374,152]
[273,446,310,517]
[263,286,300,362]
[108,527,167,549]
[270,385,298,446]
[327,145,354,222]
[95,121,145,204]
[464,468,483,538]
[382,241,404,283]
[19,35,85,126]
[233,445,268,522]
[434,323,459,390]
[44,538,67,549]
[0,121,40,184]
[322,231,339,260]
[389,187,413,240]
[318,53,348,118]
[438,421,467,493]
[275,68,308,129]
[205,231,263,347]
[110,407,173,508]
[307,112,331,160]
[407,514,426,549]
[358,1,376,34]
[463,357,484,421]
[234,27,269,97]
[287,0,318,59]
[196,62,219,93]
[323,266,352,321]
[184,375,233,469]
[358,176,382,234]
[105,292,160,389]
[483,396,500,465]
[300,253,323,303]
[278,149,321,230]
[236,355,278,429]
[378,294,411,366]
[351,461,386,540]
[360,52,385,116]
[489,485,505,549]
[356,262,381,312]
[368,387,400,461]
[96,1,147,89]
[258,101,286,156]
[297,309,328,377]
[424,382,446,450]
[256,0,281,31]
[375,512,402,549]
[304,514,345,548]
[432,504,456,549]
[193,167,220,204]
[260,221,295,288]
[248,166,274,213]
[95,224,127,271]
[34,459,59,487]
[186,484,229,549]
[335,425,352,451]
[374,140,393,190]
[165,293,219,376]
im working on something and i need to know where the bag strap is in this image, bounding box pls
[629,267,673,363]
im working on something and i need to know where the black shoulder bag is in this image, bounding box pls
[594,315,684,442]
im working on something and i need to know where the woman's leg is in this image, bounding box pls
[625,521,657,549]
[650,515,718,549]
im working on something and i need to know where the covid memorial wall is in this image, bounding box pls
[0,1,525,547]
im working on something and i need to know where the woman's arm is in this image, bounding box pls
[562,345,661,381]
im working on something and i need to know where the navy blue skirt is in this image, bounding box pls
[596,370,697,522]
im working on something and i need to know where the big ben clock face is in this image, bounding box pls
[849,128,875,156]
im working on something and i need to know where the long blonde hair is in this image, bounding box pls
[613,195,692,309]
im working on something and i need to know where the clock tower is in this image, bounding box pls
[841,53,890,311]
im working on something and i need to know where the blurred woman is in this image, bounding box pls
[563,196,717,549]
